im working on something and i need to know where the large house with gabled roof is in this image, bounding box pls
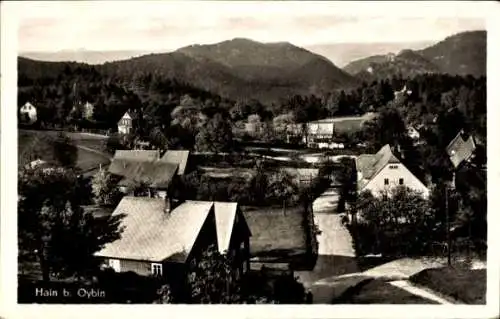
[356,144,429,198]
[95,196,251,299]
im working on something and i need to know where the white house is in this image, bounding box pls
[356,144,429,198]
[19,102,37,124]
[118,111,134,134]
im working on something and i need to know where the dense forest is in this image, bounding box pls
[18,55,486,155]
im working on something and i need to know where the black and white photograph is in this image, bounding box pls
[1,1,499,318]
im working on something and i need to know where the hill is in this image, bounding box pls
[100,38,358,104]
[19,38,359,106]
[343,30,486,81]
[419,30,486,78]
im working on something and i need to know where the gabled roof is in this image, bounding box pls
[160,150,190,175]
[446,131,476,169]
[214,202,239,253]
[21,102,35,109]
[120,110,139,122]
[356,144,401,189]
[307,113,376,135]
[95,198,243,263]
[113,160,179,188]
[113,150,160,162]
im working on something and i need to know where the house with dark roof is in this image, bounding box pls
[108,149,191,196]
[356,144,429,198]
[95,196,251,300]
[108,150,176,195]
[446,130,477,169]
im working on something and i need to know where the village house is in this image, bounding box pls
[356,144,429,198]
[117,110,136,134]
[296,112,377,148]
[19,102,37,124]
[394,84,412,101]
[108,150,191,196]
[95,196,251,300]
[446,130,477,169]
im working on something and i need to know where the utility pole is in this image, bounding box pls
[445,183,451,266]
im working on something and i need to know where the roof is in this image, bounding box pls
[356,144,401,189]
[311,113,376,124]
[21,102,35,109]
[160,150,190,175]
[95,198,242,262]
[307,113,377,135]
[213,202,239,253]
[113,160,179,188]
[446,131,476,168]
[113,150,160,162]
[120,110,139,121]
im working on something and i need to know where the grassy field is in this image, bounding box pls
[410,267,486,304]
[339,278,439,304]
[242,206,307,262]
[18,129,111,174]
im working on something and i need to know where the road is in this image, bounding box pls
[295,187,360,303]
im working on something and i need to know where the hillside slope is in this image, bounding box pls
[343,30,486,81]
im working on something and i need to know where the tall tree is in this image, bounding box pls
[195,113,233,153]
[91,169,122,207]
[187,244,241,304]
[18,166,124,281]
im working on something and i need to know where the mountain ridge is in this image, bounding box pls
[343,30,486,81]
[19,39,359,105]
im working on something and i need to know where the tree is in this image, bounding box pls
[18,166,124,281]
[336,157,356,213]
[187,244,241,304]
[91,169,122,207]
[154,284,174,304]
[272,112,296,142]
[267,169,300,209]
[105,134,126,154]
[247,160,268,204]
[361,106,407,152]
[195,113,233,153]
[351,187,433,256]
[53,132,78,168]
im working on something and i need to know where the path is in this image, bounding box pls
[389,280,454,304]
[76,144,112,160]
[295,188,360,303]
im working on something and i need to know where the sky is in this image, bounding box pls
[15,1,487,54]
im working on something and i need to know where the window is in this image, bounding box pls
[389,165,398,169]
[399,178,404,185]
[384,178,389,185]
[108,259,120,272]
[151,263,163,276]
